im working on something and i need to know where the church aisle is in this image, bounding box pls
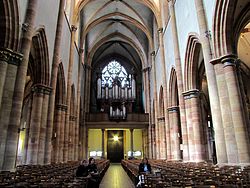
[100,163,135,188]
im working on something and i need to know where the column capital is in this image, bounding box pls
[150,51,155,56]
[56,104,63,110]
[210,54,237,66]
[71,25,77,32]
[79,48,84,53]
[32,84,52,95]
[84,63,92,70]
[0,48,12,62]
[183,89,200,100]
[70,115,77,121]
[130,128,134,133]
[157,116,165,122]
[61,104,68,111]
[142,66,151,72]
[221,54,238,68]
[167,106,179,112]
[158,27,163,33]
[22,22,33,32]
[205,30,212,40]
[0,48,23,66]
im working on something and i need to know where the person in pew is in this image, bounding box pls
[87,157,100,188]
[137,157,152,187]
[139,157,151,174]
[76,160,90,177]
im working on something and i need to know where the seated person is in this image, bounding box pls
[76,160,89,177]
[139,157,151,174]
[87,157,100,188]
[137,158,151,187]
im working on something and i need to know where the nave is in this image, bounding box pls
[0,1,250,188]
[99,163,135,188]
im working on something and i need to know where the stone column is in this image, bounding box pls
[168,111,173,160]
[157,117,166,159]
[158,28,169,159]
[151,52,160,159]
[83,126,88,159]
[64,25,77,162]
[0,49,17,108]
[26,85,44,164]
[151,124,156,159]
[168,106,181,160]
[222,57,250,163]
[85,66,91,113]
[101,129,105,158]
[142,67,151,113]
[44,0,66,164]
[78,124,83,159]
[194,0,227,164]
[23,98,32,164]
[0,49,22,169]
[59,105,67,162]
[38,86,51,164]
[214,63,231,163]
[184,90,205,161]
[168,0,189,161]
[148,124,153,159]
[130,129,134,157]
[183,92,194,161]
[190,90,204,161]
[74,118,79,161]
[68,115,72,161]
[53,104,62,163]
[3,0,39,171]
[75,49,82,160]
[83,64,87,114]
[69,115,76,161]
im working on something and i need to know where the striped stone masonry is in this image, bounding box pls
[183,89,205,162]
[168,106,181,160]
[0,48,23,170]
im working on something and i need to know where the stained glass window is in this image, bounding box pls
[102,60,128,87]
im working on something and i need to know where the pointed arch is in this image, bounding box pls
[87,32,146,67]
[56,63,66,105]
[169,68,178,107]
[158,86,164,117]
[70,84,76,115]
[212,0,237,58]
[31,28,50,85]
[0,0,19,50]
[184,34,202,91]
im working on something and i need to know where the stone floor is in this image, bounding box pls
[100,163,135,188]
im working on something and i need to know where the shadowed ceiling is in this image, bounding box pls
[75,0,159,71]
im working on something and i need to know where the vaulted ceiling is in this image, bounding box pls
[74,0,160,71]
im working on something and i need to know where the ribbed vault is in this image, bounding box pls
[74,0,159,70]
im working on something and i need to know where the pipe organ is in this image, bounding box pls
[97,76,136,100]
[96,71,136,120]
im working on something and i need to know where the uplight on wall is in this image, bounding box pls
[90,151,103,157]
[128,151,142,157]
[90,151,97,157]
[113,135,119,142]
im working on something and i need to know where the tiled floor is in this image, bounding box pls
[100,163,135,188]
